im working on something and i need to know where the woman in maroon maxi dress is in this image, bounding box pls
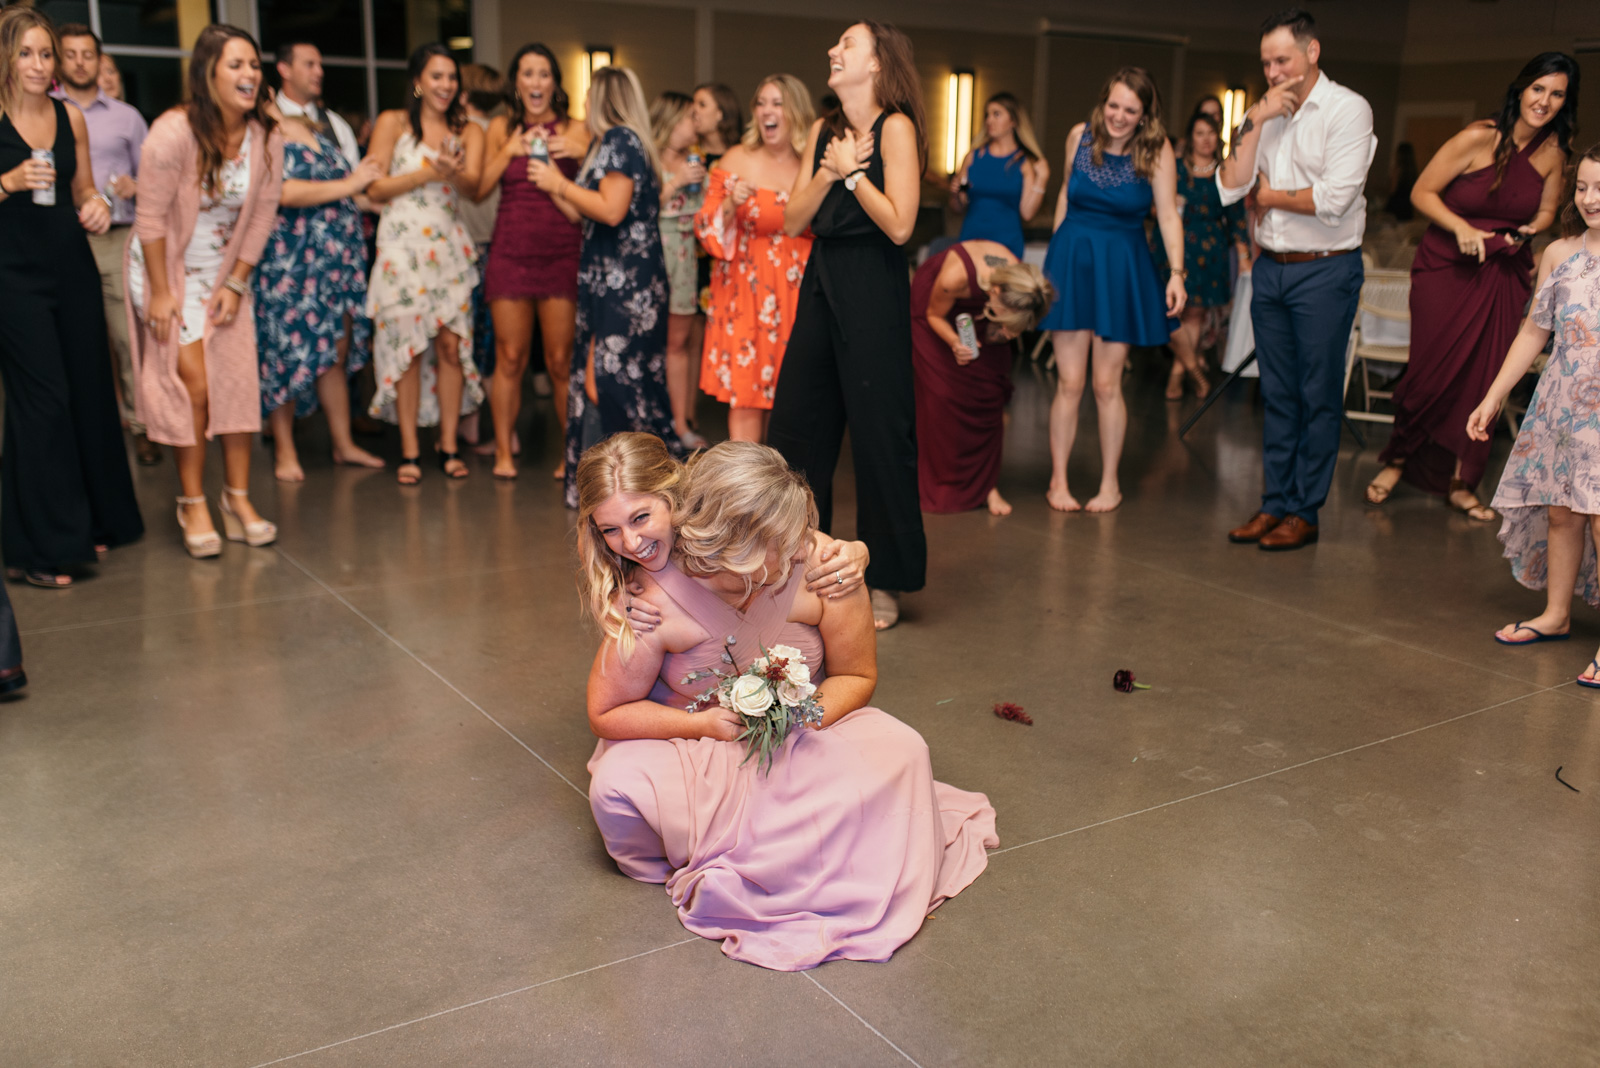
[1367,54,1576,517]
[911,239,1053,514]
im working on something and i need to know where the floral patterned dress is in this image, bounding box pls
[366,129,482,425]
[1150,158,1246,309]
[255,131,371,417]
[563,126,680,507]
[659,166,704,315]
[128,138,252,346]
[694,168,813,410]
[1492,243,1600,606]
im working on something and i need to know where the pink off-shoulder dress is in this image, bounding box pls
[587,561,998,971]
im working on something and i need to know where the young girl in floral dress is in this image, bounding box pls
[1467,145,1600,683]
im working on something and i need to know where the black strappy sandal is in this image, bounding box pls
[438,450,469,480]
[6,567,73,589]
[396,456,423,486]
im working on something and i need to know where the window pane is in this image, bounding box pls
[318,63,370,124]
[104,53,184,123]
[376,67,410,112]
[373,0,472,62]
[259,0,365,62]
[97,0,182,49]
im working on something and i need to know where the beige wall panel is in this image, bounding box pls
[493,3,697,105]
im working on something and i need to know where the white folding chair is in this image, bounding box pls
[1344,268,1411,424]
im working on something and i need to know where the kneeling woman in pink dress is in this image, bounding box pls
[575,434,997,970]
[912,239,1054,515]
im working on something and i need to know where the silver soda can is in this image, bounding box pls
[31,148,55,206]
[955,312,978,355]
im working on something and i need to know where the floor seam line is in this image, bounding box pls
[272,546,589,800]
[15,588,328,636]
[988,684,1557,858]
[243,937,700,1066]
[802,971,923,1067]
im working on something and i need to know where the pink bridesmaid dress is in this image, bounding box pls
[588,562,998,971]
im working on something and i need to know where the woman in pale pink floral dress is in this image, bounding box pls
[1468,146,1600,683]
[695,75,814,443]
[364,43,483,485]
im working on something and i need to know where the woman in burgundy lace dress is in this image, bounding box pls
[1367,54,1577,518]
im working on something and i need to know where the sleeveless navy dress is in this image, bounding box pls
[957,147,1026,257]
[1039,136,1173,345]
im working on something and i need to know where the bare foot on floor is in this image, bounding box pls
[493,458,519,480]
[1047,483,1081,512]
[1085,489,1122,513]
[333,445,385,469]
[986,488,1013,516]
[275,458,305,483]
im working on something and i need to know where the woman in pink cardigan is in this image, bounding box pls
[126,24,283,558]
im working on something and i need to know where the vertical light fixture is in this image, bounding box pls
[1220,86,1248,157]
[577,46,613,119]
[945,69,974,174]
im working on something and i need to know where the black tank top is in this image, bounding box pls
[809,110,891,242]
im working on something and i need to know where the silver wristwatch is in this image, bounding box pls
[844,168,866,192]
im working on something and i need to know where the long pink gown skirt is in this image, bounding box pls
[586,564,998,971]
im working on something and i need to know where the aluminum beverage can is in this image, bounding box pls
[31,148,55,206]
[528,132,550,165]
[684,151,702,195]
[955,312,978,355]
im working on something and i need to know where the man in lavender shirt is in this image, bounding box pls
[54,25,159,466]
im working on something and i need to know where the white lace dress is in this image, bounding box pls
[366,129,482,425]
[128,138,252,346]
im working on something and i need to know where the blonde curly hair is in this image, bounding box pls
[673,442,818,601]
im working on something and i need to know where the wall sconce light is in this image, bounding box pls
[1220,86,1248,157]
[945,69,974,174]
[577,46,613,117]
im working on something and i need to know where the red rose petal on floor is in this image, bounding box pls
[993,702,1032,725]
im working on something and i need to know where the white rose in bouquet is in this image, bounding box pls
[767,645,810,686]
[728,674,774,717]
[777,679,817,707]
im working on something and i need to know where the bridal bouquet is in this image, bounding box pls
[682,644,825,772]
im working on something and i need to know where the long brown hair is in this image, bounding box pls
[1489,52,1580,193]
[1560,141,1600,238]
[0,7,60,125]
[821,20,928,173]
[1088,66,1167,180]
[693,82,743,152]
[186,25,274,196]
[406,42,465,141]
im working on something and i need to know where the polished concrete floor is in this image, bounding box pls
[4,358,1599,1067]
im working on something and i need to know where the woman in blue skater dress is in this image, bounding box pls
[1040,67,1185,513]
[950,92,1049,258]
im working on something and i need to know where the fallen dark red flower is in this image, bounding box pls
[993,702,1032,725]
[1113,670,1151,693]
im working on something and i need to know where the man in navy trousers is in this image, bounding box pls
[1219,7,1375,551]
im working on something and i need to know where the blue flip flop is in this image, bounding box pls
[1579,660,1600,689]
[1494,621,1571,646]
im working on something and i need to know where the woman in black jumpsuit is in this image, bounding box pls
[770,20,927,625]
[0,9,143,591]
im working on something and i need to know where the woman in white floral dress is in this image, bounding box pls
[364,43,484,484]
[1467,146,1600,683]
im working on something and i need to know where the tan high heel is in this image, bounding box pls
[176,495,222,559]
[219,486,277,547]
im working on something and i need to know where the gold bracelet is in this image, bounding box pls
[223,276,249,297]
[1169,268,1187,279]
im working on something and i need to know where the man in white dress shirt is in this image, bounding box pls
[1218,8,1375,551]
[274,41,362,168]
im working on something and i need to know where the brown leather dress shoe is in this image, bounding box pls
[1259,516,1319,551]
[1228,512,1282,543]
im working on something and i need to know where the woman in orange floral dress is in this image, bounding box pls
[695,74,814,442]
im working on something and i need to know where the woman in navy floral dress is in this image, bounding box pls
[530,66,681,507]
[255,104,386,480]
